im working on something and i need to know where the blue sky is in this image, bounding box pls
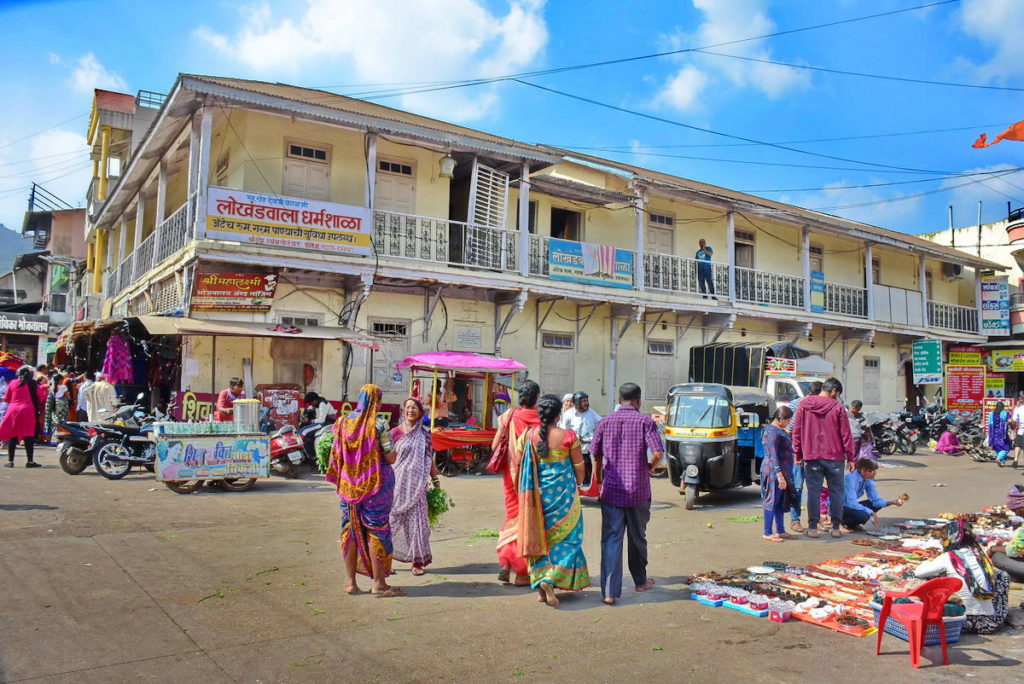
[1,0,1022,242]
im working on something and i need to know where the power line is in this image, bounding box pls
[517,79,961,176]
[0,113,88,152]
[740,167,1024,193]
[810,168,1023,211]
[693,49,1024,92]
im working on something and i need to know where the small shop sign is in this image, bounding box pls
[191,272,278,312]
[156,435,270,480]
[944,364,985,413]
[980,275,1010,336]
[548,238,634,289]
[911,339,942,384]
[0,313,49,334]
[991,349,1024,372]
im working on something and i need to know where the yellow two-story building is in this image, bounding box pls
[76,75,1000,416]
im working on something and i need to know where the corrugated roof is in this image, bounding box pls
[94,89,136,115]
[182,74,555,160]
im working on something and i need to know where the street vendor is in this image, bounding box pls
[839,457,904,530]
[426,379,456,427]
[214,378,245,422]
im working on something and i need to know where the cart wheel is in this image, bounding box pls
[218,478,258,492]
[165,480,202,494]
[436,451,457,477]
[683,483,698,510]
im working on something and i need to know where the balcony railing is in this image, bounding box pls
[825,282,868,318]
[1010,292,1024,309]
[928,300,979,334]
[372,209,519,273]
[735,267,805,308]
[644,252,729,298]
[105,197,193,297]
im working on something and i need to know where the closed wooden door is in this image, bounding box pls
[283,159,330,201]
[863,357,881,406]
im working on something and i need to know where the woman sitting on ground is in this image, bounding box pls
[760,406,795,543]
[935,426,962,455]
[914,519,1010,634]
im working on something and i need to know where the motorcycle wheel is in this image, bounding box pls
[93,441,132,480]
[898,437,917,455]
[272,459,296,479]
[218,478,257,492]
[165,479,202,494]
[58,446,90,475]
[877,432,897,456]
[683,483,698,510]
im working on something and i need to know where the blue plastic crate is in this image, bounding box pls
[724,601,769,617]
[869,601,966,645]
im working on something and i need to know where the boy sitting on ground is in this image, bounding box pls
[840,457,905,531]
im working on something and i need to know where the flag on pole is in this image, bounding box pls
[973,120,1024,148]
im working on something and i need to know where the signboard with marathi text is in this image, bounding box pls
[991,349,1024,372]
[156,435,270,481]
[172,391,400,428]
[547,238,633,289]
[912,339,942,385]
[948,345,983,366]
[944,365,985,413]
[985,373,1005,398]
[191,272,278,312]
[206,187,372,256]
[809,270,825,314]
[980,275,1010,336]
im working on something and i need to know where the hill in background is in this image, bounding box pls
[0,225,38,274]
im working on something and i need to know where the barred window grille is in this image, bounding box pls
[151,277,179,313]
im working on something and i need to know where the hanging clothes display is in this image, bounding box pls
[102,333,134,385]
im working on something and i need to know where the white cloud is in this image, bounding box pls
[779,180,925,231]
[958,0,1024,81]
[654,65,709,111]
[0,128,90,233]
[941,163,1024,225]
[71,53,127,95]
[654,0,810,111]
[194,0,548,121]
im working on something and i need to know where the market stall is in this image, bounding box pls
[394,351,527,474]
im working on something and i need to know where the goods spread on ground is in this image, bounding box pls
[683,505,1021,639]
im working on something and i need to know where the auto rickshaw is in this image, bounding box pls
[663,383,775,510]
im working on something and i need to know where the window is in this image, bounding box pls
[647,340,674,355]
[369,319,410,393]
[550,208,581,241]
[669,393,731,428]
[925,271,933,299]
[871,257,880,285]
[735,230,755,269]
[288,144,329,162]
[649,213,675,227]
[864,357,880,369]
[772,381,799,404]
[378,160,413,176]
[372,321,409,336]
[516,200,537,234]
[809,244,824,273]
[215,152,229,186]
[49,292,67,313]
[280,315,321,328]
[542,332,574,349]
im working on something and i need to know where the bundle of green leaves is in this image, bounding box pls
[314,430,334,473]
[427,487,454,529]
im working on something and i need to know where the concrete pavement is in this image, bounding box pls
[1,446,1023,683]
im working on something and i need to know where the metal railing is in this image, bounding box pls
[133,230,156,280]
[105,198,193,297]
[1009,206,1023,224]
[734,267,805,308]
[928,300,979,333]
[644,252,729,297]
[155,200,192,265]
[372,209,519,272]
[825,281,868,318]
[1010,292,1024,308]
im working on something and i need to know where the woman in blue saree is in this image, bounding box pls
[988,401,1012,466]
[517,394,589,607]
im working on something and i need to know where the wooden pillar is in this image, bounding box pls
[918,254,928,328]
[864,242,875,320]
[633,187,646,291]
[365,133,377,209]
[726,211,736,302]
[98,126,111,200]
[801,226,811,312]
[194,107,213,238]
[134,193,145,250]
[155,159,168,225]
[518,161,530,277]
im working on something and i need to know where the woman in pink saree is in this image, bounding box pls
[389,398,439,575]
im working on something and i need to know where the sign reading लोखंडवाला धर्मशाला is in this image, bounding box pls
[205,187,372,256]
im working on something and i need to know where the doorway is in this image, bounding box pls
[540,332,575,398]
[551,208,581,241]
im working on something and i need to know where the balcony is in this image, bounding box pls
[372,210,519,273]
[735,267,804,308]
[825,282,868,318]
[104,197,193,298]
[644,252,728,298]
[928,300,979,334]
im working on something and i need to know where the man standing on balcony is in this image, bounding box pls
[695,239,715,297]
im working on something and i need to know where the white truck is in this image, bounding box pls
[688,342,835,406]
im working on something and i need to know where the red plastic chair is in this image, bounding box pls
[875,577,964,668]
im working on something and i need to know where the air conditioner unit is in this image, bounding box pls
[942,262,964,281]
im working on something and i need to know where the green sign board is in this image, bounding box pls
[912,339,943,384]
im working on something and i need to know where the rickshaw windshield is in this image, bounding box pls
[669,394,731,428]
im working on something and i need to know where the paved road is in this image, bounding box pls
[1,446,1023,683]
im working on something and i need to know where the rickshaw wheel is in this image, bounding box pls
[436,451,458,477]
[683,483,698,510]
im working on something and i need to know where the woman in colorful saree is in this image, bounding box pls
[517,394,589,608]
[491,380,541,586]
[325,384,404,598]
[389,397,439,575]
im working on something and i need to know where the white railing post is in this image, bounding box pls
[864,242,874,320]
[726,211,736,302]
[974,270,984,335]
[633,187,646,291]
[801,226,811,312]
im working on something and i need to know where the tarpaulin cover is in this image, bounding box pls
[430,427,497,451]
[395,351,526,374]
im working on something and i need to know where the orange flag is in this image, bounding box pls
[973,120,1024,148]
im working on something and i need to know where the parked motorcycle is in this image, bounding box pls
[866,413,897,456]
[54,421,97,474]
[893,413,919,455]
[87,394,158,480]
[269,425,305,478]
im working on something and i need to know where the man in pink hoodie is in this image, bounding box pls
[791,377,855,538]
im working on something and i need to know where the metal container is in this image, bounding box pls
[233,399,260,433]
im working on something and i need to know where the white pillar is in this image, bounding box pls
[918,254,928,328]
[864,242,874,320]
[633,187,646,291]
[801,226,811,312]
[117,215,128,264]
[726,211,736,302]
[194,107,213,239]
[974,269,984,334]
[155,159,168,225]
[134,193,145,250]
[518,161,530,277]
[365,133,377,208]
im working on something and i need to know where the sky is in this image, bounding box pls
[1,0,1023,244]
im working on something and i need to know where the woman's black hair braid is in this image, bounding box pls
[535,394,562,457]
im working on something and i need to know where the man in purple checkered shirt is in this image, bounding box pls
[589,382,665,605]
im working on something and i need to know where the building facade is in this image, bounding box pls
[80,75,998,415]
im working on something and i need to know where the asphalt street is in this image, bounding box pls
[1,446,1023,683]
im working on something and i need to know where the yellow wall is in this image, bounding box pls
[810,232,864,287]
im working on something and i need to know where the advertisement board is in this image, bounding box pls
[948,345,982,366]
[991,349,1024,372]
[206,187,372,256]
[985,373,1005,398]
[156,435,270,481]
[980,275,1010,336]
[912,339,943,384]
[944,365,986,413]
[547,238,633,289]
[191,272,278,312]
[809,270,825,314]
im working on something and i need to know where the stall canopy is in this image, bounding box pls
[133,315,381,349]
[394,351,526,375]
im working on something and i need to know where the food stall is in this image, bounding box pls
[394,351,527,475]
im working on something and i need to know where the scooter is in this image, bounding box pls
[269,425,305,478]
[54,421,97,475]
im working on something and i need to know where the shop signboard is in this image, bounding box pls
[156,435,270,481]
[944,365,985,413]
[0,312,49,334]
[173,391,400,427]
[980,275,1010,336]
[809,270,825,314]
[206,186,372,256]
[948,345,982,366]
[911,339,942,384]
[191,272,279,312]
[985,373,1005,398]
[990,349,1024,372]
[548,238,633,289]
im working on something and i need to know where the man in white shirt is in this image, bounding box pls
[83,372,118,423]
[76,371,94,422]
[1012,398,1024,467]
[560,391,602,484]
